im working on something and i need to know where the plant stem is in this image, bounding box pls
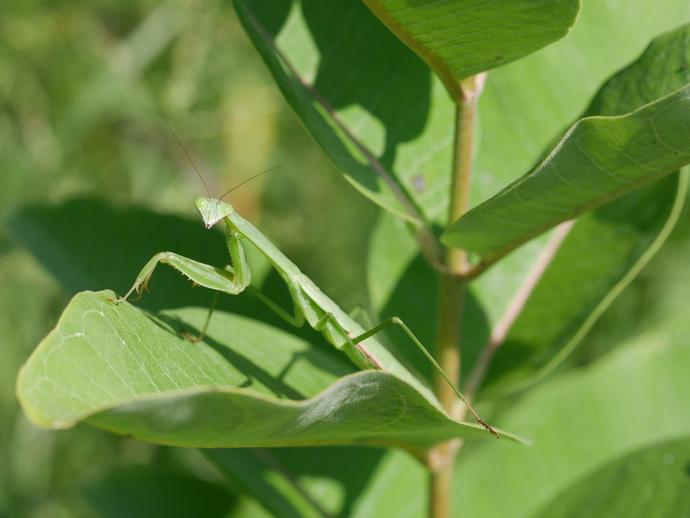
[428,73,485,518]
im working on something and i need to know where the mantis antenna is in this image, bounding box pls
[161,116,279,199]
[162,119,211,198]
[218,166,282,201]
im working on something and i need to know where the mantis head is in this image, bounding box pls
[195,197,234,229]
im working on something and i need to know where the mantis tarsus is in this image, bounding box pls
[116,129,498,437]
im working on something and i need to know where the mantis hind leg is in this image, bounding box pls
[351,316,498,437]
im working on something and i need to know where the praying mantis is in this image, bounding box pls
[116,132,498,437]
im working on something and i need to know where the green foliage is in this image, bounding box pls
[478,21,690,392]
[5,0,690,516]
[363,0,580,97]
[481,174,686,396]
[444,24,690,259]
[534,438,690,517]
[201,324,690,517]
[444,90,690,257]
[454,330,690,517]
[365,17,690,397]
[233,0,449,225]
[84,466,236,518]
[19,291,504,448]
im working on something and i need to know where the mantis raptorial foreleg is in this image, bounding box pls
[121,228,251,301]
[118,197,498,436]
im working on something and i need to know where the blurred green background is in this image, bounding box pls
[3,1,690,517]
[1,1,375,515]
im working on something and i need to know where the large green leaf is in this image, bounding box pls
[444,24,690,260]
[363,0,580,99]
[534,437,690,518]
[17,290,512,449]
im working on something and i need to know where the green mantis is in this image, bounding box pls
[116,127,497,436]
[118,194,497,437]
